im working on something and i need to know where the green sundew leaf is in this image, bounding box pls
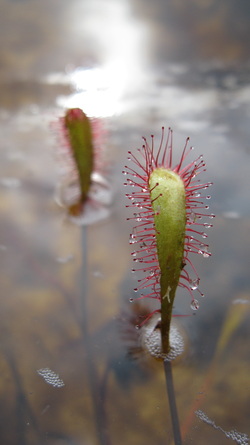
[64,108,94,215]
[149,167,186,353]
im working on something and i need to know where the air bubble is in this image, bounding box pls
[190,299,199,310]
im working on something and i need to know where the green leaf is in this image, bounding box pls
[149,167,186,353]
[64,109,94,215]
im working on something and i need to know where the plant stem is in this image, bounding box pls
[163,360,182,445]
[81,227,111,445]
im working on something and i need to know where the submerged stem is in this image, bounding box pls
[80,227,111,445]
[163,360,182,445]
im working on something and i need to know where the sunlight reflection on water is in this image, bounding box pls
[49,0,149,117]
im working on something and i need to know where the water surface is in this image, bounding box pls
[0,1,250,444]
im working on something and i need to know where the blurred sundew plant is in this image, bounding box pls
[55,107,111,224]
[52,107,113,444]
[124,128,214,357]
[63,108,94,216]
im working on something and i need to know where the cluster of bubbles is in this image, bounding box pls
[37,368,65,388]
[140,314,184,361]
[196,410,249,445]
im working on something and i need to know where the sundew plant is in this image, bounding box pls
[56,107,111,225]
[61,108,94,216]
[124,128,214,356]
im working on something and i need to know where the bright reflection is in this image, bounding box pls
[57,0,148,117]
[57,65,125,117]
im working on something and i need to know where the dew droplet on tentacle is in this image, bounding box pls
[189,278,200,290]
[203,223,213,228]
[202,247,210,258]
[129,234,136,244]
[190,299,199,310]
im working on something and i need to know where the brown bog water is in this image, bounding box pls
[0,1,250,444]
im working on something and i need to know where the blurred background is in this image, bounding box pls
[0,0,250,444]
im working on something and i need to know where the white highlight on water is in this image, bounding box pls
[232,298,250,305]
[56,254,74,264]
[0,177,21,188]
